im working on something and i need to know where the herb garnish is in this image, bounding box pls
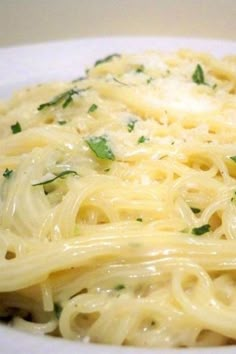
[114,284,125,291]
[11,122,22,134]
[136,218,143,222]
[54,303,62,319]
[113,77,129,86]
[71,76,86,83]
[192,224,210,235]
[231,191,236,202]
[230,156,236,163]
[136,65,145,73]
[137,136,148,144]
[38,88,88,111]
[192,64,207,85]
[86,136,115,161]
[127,119,137,132]
[94,53,120,67]
[190,207,201,214]
[58,120,67,125]
[88,104,98,113]
[147,77,153,84]
[3,168,13,179]
[32,170,78,186]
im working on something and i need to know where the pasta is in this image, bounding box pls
[0,49,236,348]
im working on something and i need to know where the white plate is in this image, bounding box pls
[0,37,236,354]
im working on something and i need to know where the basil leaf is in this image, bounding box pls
[86,136,115,161]
[32,170,78,186]
[11,122,22,134]
[94,53,120,67]
[192,224,210,235]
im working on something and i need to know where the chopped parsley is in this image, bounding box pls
[231,192,236,202]
[127,118,137,132]
[32,170,78,186]
[58,120,67,125]
[147,77,153,84]
[88,104,98,113]
[94,53,120,67]
[192,64,207,85]
[230,156,236,163]
[104,168,110,172]
[86,136,115,161]
[54,303,62,319]
[137,136,148,144]
[3,168,13,179]
[136,64,145,73]
[136,218,143,222]
[113,77,129,86]
[38,88,88,111]
[11,122,22,134]
[192,224,210,236]
[190,207,201,214]
[114,284,125,291]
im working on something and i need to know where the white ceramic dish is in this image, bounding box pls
[0,36,236,354]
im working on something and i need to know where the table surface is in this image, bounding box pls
[0,0,235,48]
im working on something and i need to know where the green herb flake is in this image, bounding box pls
[104,168,110,172]
[11,122,22,134]
[38,88,88,111]
[192,224,210,236]
[136,218,143,222]
[114,284,125,291]
[71,76,86,83]
[181,228,189,234]
[136,64,145,73]
[3,168,13,179]
[88,104,98,113]
[137,136,148,144]
[54,303,62,319]
[127,119,137,133]
[231,192,236,202]
[230,156,236,163]
[94,53,120,67]
[147,77,153,84]
[113,77,129,86]
[86,136,115,161]
[192,64,207,85]
[190,207,201,214]
[58,120,67,125]
[32,170,78,186]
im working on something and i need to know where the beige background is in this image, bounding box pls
[0,0,235,47]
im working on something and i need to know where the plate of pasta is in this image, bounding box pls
[0,37,236,354]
